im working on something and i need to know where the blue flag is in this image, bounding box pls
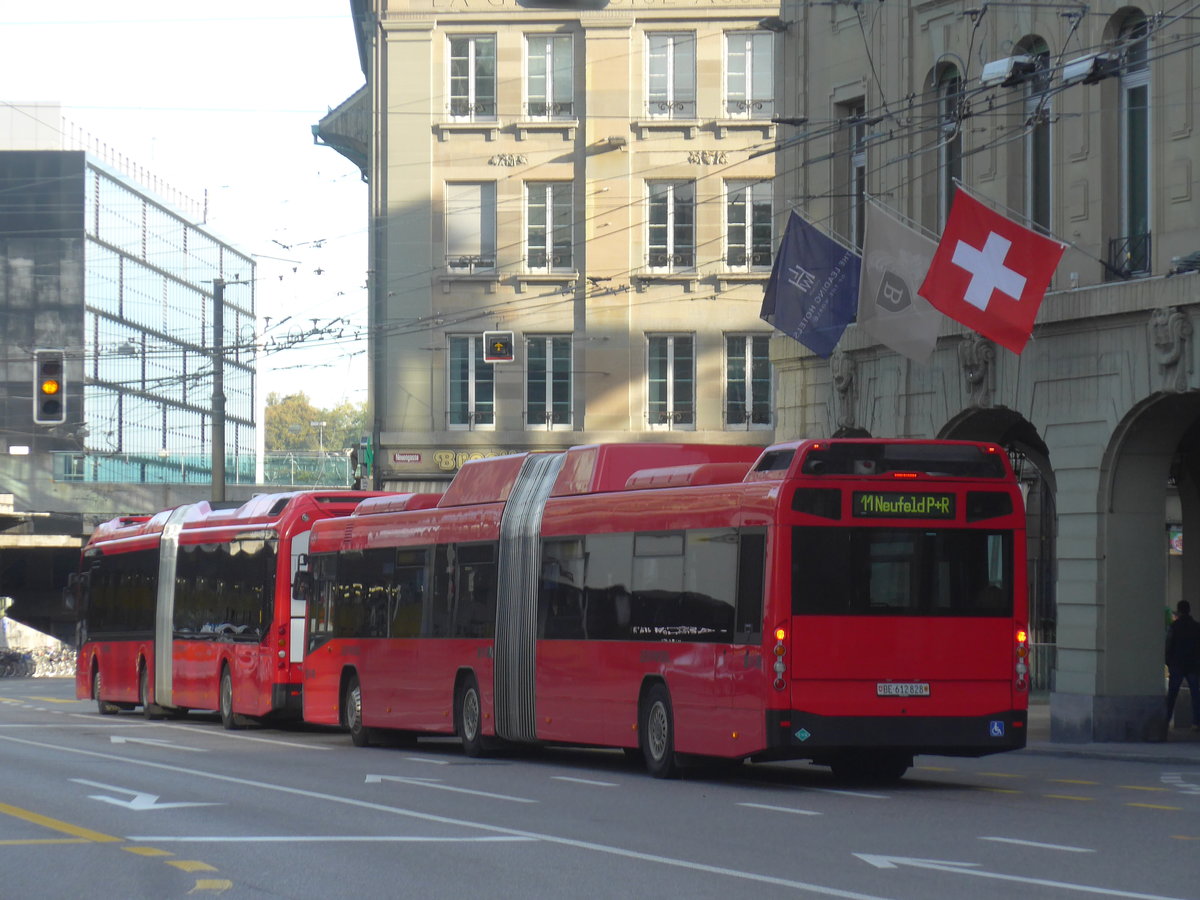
[760,211,861,357]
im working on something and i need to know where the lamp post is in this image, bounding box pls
[310,421,327,453]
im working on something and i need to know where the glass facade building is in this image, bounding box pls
[0,150,257,483]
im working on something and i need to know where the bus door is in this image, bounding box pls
[153,504,196,708]
[713,528,767,751]
[289,531,312,665]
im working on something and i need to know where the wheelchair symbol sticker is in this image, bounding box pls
[989,720,1005,737]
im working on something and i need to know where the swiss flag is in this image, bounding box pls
[918,191,1065,354]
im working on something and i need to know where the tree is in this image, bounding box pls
[264,393,369,453]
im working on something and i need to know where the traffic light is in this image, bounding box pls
[33,349,66,425]
[483,331,515,363]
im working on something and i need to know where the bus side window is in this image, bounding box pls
[735,531,765,644]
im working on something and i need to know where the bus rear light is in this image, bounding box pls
[278,650,286,659]
[772,629,787,685]
[1014,626,1030,692]
[890,471,919,479]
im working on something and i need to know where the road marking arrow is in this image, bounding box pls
[854,853,1190,899]
[110,735,206,752]
[71,779,219,811]
[365,774,536,804]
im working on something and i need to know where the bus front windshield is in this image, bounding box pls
[792,526,1012,617]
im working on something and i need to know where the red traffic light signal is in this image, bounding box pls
[33,349,66,425]
[483,331,515,363]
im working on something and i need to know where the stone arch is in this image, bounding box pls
[1093,392,1200,738]
[940,408,1058,691]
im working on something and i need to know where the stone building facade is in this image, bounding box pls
[771,0,1200,740]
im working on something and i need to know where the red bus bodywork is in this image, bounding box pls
[305,441,1029,779]
[75,491,387,724]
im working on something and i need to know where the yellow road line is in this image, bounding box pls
[0,801,121,843]
[979,772,1025,779]
[28,697,77,704]
[1047,778,1097,785]
[124,846,174,857]
[1126,802,1182,811]
[975,787,1022,794]
[0,838,90,845]
[1120,785,1169,792]
[190,879,233,893]
[1043,794,1093,801]
[169,860,219,873]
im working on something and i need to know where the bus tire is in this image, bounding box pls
[140,666,165,720]
[345,675,371,747]
[219,668,240,730]
[456,676,487,758]
[640,684,679,779]
[94,669,119,716]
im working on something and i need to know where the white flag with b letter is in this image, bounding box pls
[856,202,942,365]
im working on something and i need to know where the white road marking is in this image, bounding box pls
[71,778,219,811]
[552,776,618,787]
[856,853,1189,900]
[0,733,899,900]
[111,735,207,753]
[980,836,1094,853]
[365,774,536,804]
[738,802,821,816]
[126,835,533,843]
[404,756,449,765]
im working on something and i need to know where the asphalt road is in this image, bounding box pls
[1,678,1197,900]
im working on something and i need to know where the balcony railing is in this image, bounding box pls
[645,99,696,119]
[646,251,696,272]
[526,250,573,273]
[447,99,496,122]
[649,408,695,428]
[446,255,496,275]
[1106,232,1151,280]
[525,100,575,120]
[726,249,773,270]
[725,98,775,119]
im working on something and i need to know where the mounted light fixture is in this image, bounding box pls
[605,135,627,149]
[1061,52,1119,85]
[980,55,1037,87]
[757,16,793,33]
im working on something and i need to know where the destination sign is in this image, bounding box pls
[852,491,955,519]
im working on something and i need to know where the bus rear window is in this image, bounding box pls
[792,526,1012,616]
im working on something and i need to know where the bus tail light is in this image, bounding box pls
[1014,627,1029,692]
[773,627,787,691]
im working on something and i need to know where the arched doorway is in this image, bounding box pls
[940,409,1057,693]
[1096,393,1200,739]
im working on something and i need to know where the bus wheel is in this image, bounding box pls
[456,676,487,758]
[219,668,240,730]
[640,684,679,779]
[345,675,371,748]
[140,667,165,720]
[830,750,911,784]
[93,670,119,716]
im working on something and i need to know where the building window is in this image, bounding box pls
[526,182,573,273]
[445,183,496,273]
[938,65,962,229]
[526,335,572,429]
[449,35,496,121]
[647,334,694,429]
[726,180,773,270]
[449,335,495,429]
[526,35,574,119]
[647,181,695,271]
[646,33,696,119]
[837,100,867,251]
[1118,14,1151,275]
[726,335,772,429]
[1020,39,1052,234]
[725,31,773,119]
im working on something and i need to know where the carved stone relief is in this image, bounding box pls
[959,334,995,408]
[1149,306,1193,393]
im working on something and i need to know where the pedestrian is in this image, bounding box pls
[1165,599,1200,730]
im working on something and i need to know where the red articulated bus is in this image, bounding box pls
[303,440,1029,781]
[75,490,387,726]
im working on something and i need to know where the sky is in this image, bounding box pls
[1,2,370,410]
